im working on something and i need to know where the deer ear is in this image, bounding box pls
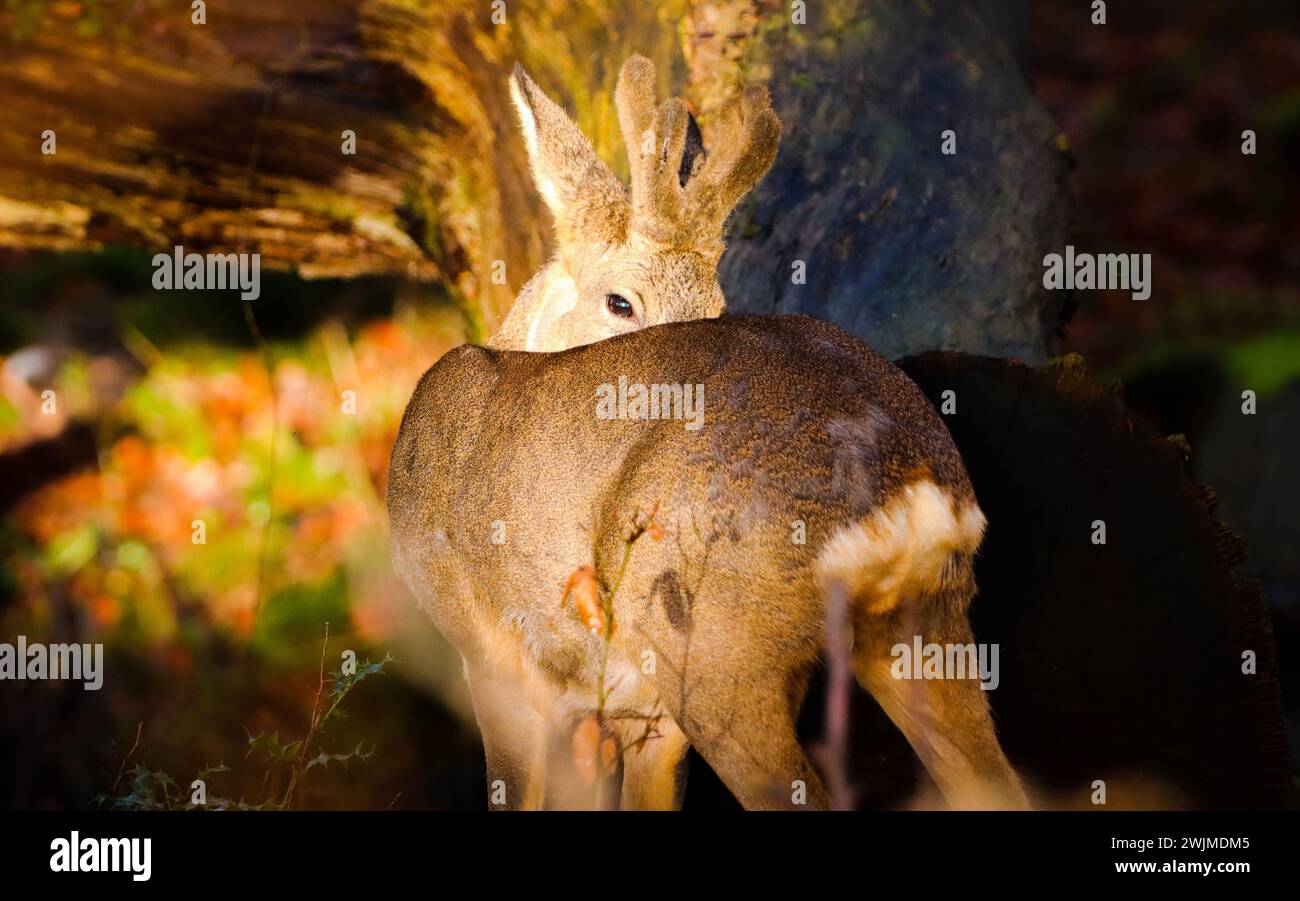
[509,63,625,231]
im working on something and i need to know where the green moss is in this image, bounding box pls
[397,181,444,265]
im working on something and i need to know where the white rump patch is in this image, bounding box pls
[813,480,986,615]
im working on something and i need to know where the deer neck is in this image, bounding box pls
[487,258,579,352]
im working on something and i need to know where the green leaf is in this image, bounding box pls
[303,742,375,771]
[246,730,300,763]
[45,524,98,576]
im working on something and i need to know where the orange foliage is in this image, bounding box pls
[3,310,459,646]
[13,471,99,544]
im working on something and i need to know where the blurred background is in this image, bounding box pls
[0,0,1295,809]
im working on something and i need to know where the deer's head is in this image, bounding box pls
[489,56,781,352]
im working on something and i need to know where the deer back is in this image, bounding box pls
[388,315,977,679]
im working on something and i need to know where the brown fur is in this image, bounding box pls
[388,315,1027,810]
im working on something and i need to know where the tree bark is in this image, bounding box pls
[0,0,1071,358]
[709,0,1073,362]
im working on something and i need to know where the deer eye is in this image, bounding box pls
[606,293,635,318]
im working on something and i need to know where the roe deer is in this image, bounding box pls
[388,315,1028,810]
[489,56,779,351]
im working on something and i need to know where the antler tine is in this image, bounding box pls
[616,56,659,209]
[617,56,696,244]
[617,56,779,253]
[641,98,694,238]
[687,85,781,236]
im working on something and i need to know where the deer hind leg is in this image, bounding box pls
[463,656,554,810]
[853,590,1028,809]
[676,669,829,811]
[816,482,1028,809]
[612,715,691,810]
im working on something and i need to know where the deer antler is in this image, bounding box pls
[616,55,780,259]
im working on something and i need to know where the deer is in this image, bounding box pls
[488,56,778,352]
[387,57,1028,810]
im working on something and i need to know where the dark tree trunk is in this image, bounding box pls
[898,352,1287,808]
[716,0,1074,362]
